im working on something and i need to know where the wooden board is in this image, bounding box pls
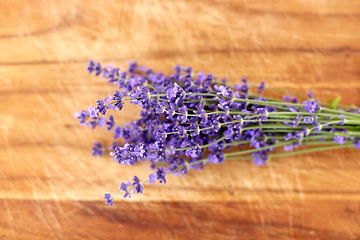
[1,0,360,239]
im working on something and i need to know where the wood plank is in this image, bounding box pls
[1,1,359,63]
[1,0,360,239]
[0,199,359,240]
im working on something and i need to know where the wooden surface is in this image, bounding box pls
[1,0,360,239]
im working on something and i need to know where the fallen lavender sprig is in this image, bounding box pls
[75,61,360,206]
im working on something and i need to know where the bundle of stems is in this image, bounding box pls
[75,61,360,206]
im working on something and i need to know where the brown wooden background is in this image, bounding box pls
[1,0,360,239]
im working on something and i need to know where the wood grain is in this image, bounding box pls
[1,0,360,239]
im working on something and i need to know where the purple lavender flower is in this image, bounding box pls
[302,99,320,113]
[104,193,113,206]
[96,100,107,115]
[211,120,221,132]
[185,66,192,75]
[337,117,345,125]
[133,144,149,159]
[149,172,157,184]
[173,64,181,73]
[88,104,98,119]
[98,117,107,128]
[155,101,166,114]
[253,158,263,166]
[128,61,137,73]
[217,85,233,98]
[224,128,234,140]
[217,98,232,111]
[119,182,131,198]
[177,106,188,123]
[334,135,346,145]
[95,62,102,76]
[137,86,151,109]
[156,168,166,184]
[148,141,166,161]
[284,132,293,141]
[167,88,176,100]
[113,90,124,110]
[283,95,291,102]
[258,81,265,93]
[109,142,119,151]
[102,68,110,78]
[106,115,114,131]
[87,60,95,74]
[154,128,167,141]
[208,152,224,164]
[252,151,268,166]
[110,146,124,163]
[354,139,360,149]
[290,107,299,112]
[92,142,104,156]
[88,121,97,129]
[284,144,294,152]
[189,123,200,137]
[113,126,123,139]
[194,106,207,119]
[307,92,313,98]
[132,176,143,194]
[104,94,113,103]
[303,116,314,124]
[293,128,306,140]
[185,145,201,158]
[74,110,89,125]
[250,138,263,149]
[165,107,176,121]
[234,78,249,93]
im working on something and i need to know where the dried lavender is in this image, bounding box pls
[75,61,360,206]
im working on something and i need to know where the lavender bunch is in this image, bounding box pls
[75,61,360,206]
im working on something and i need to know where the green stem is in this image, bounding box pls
[268,144,353,158]
[225,143,354,161]
[166,136,227,152]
